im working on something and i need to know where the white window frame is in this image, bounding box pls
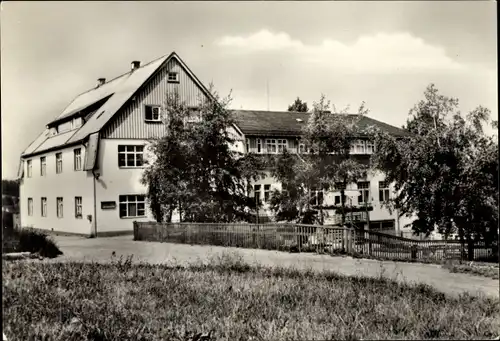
[379,181,390,203]
[41,197,47,217]
[119,195,146,218]
[167,72,179,83]
[75,197,83,219]
[72,117,83,130]
[57,197,63,218]
[366,140,375,154]
[264,184,271,203]
[277,139,288,153]
[40,157,46,176]
[357,182,370,204]
[253,185,261,205]
[28,198,33,216]
[310,188,324,206]
[118,145,144,168]
[145,105,162,122]
[266,139,278,154]
[74,148,82,171]
[299,143,309,154]
[257,138,262,153]
[27,160,32,178]
[56,153,63,174]
[355,140,366,154]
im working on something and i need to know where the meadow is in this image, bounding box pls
[2,251,499,341]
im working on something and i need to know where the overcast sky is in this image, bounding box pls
[1,1,497,179]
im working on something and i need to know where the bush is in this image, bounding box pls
[2,228,63,258]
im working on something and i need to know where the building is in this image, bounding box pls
[232,110,413,232]
[18,52,413,236]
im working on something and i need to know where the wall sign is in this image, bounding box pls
[101,201,116,210]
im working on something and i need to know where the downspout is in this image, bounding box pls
[92,169,98,237]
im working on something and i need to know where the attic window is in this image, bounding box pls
[145,105,162,122]
[167,72,179,83]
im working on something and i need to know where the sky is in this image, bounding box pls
[1,1,497,179]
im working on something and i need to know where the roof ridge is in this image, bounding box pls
[72,53,170,98]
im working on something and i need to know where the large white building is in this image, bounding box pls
[18,52,413,237]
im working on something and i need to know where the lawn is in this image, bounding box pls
[3,252,499,340]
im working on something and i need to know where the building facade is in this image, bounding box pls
[18,52,413,236]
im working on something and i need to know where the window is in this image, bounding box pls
[58,122,71,133]
[167,72,179,83]
[253,185,261,205]
[41,197,47,217]
[57,197,63,218]
[355,140,366,154]
[74,148,82,171]
[366,140,375,154]
[246,139,250,152]
[277,139,288,153]
[266,139,287,154]
[75,197,82,219]
[145,105,162,122]
[72,117,83,129]
[310,187,324,206]
[266,139,277,153]
[379,181,390,203]
[357,182,370,204]
[118,145,144,167]
[119,195,146,218]
[40,157,46,176]
[28,198,33,216]
[334,195,341,205]
[257,139,262,153]
[264,184,271,202]
[27,160,32,178]
[56,153,63,174]
[299,143,309,154]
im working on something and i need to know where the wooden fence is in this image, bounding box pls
[134,222,498,263]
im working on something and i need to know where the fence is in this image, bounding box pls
[134,222,498,263]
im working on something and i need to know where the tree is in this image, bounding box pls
[270,95,370,226]
[288,97,309,112]
[141,87,262,223]
[372,84,498,260]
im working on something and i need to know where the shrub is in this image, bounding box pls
[2,228,63,258]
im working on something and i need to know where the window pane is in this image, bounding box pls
[145,106,152,120]
[136,154,144,167]
[128,203,137,217]
[126,154,135,166]
[119,203,127,217]
[118,145,126,152]
[118,154,126,167]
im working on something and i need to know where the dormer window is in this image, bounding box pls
[167,72,179,83]
[72,117,83,129]
[145,105,162,122]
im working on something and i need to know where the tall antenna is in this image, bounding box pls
[266,79,270,111]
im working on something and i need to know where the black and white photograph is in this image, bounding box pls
[1,1,498,340]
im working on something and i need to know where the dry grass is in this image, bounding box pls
[2,251,499,340]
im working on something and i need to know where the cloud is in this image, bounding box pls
[216,30,464,73]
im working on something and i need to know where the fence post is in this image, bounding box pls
[133,221,138,240]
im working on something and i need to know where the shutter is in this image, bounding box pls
[249,138,256,149]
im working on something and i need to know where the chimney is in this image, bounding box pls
[131,61,141,71]
[96,78,106,87]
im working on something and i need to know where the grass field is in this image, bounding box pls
[3,252,499,340]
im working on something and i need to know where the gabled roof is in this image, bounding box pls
[21,52,214,158]
[231,110,410,137]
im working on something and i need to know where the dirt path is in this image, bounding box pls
[44,235,499,298]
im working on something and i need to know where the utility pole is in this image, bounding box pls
[266,79,270,111]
